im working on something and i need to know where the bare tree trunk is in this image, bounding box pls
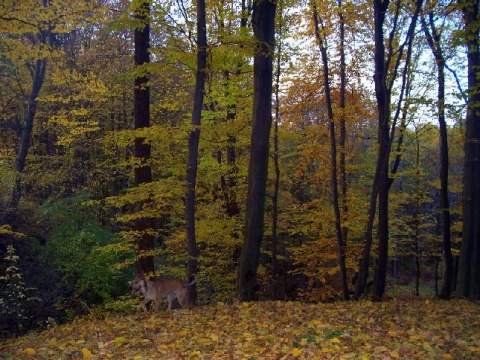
[457,0,480,300]
[372,0,423,301]
[338,0,348,244]
[185,0,207,306]
[237,0,276,301]
[353,0,391,300]
[421,8,453,299]
[133,0,155,277]
[312,2,349,300]
[414,135,421,297]
[3,58,47,226]
[270,1,282,300]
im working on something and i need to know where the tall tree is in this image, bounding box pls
[421,1,453,299]
[311,0,349,300]
[271,0,284,300]
[185,0,207,305]
[1,1,49,225]
[457,0,480,300]
[237,0,277,301]
[355,0,423,301]
[133,0,155,277]
[371,0,423,301]
[337,0,348,244]
[353,0,391,301]
[1,0,101,224]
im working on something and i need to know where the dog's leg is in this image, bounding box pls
[176,289,186,308]
[153,298,161,312]
[141,300,149,312]
[167,293,176,311]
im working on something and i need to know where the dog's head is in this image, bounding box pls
[131,275,145,293]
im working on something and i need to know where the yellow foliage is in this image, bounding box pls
[0,225,25,238]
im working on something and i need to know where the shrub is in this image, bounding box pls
[0,245,40,338]
[42,195,131,306]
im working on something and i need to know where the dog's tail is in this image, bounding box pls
[186,274,197,286]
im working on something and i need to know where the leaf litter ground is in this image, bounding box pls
[1,299,479,359]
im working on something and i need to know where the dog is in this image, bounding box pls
[132,273,196,312]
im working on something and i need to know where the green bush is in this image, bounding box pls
[42,195,131,305]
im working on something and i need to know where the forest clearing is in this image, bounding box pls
[1,299,479,359]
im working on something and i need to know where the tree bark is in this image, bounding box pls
[338,0,348,244]
[421,9,453,299]
[457,0,480,300]
[3,57,47,226]
[271,0,284,300]
[354,0,391,301]
[133,0,155,278]
[370,0,422,301]
[237,0,276,301]
[185,0,207,306]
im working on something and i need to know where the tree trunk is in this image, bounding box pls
[414,135,421,297]
[185,0,207,306]
[354,0,423,300]
[353,179,380,300]
[312,2,349,300]
[237,0,276,301]
[457,0,480,300]
[133,0,155,278]
[338,0,348,244]
[421,10,453,299]
[370,0,423,301]
[271,0,284,300]
[4,57,47,226]
[354,0,390,301]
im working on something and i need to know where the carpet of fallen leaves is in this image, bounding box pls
[1,299,479,359]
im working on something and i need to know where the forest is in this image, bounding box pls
[0,0,479,345]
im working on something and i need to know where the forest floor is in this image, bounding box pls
[1,299,479,359]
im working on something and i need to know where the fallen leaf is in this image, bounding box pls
[81,347,92,359]
[291,347,302,357]
[24,348,36,356]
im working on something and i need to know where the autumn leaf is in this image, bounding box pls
[291,347,302,357]
[81,347,92,359]
[325,329,343,339]
[1,300,479,359]
[114,337,127,347]
[24,348,36,356]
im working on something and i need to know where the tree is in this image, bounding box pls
[0,1,49,225]
[421,0,453,299]
[271,0,284,300]
[0,0,105,224]
[311,0,349,300]
[237,0,277,301]
[457,0,480,300]
[354,0,423,301]
[185,0,208,305]
[337,0,348,245]
[133,0,155,277]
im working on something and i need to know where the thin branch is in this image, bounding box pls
[445,63,467,103]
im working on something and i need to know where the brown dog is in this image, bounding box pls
[132,273,196,312]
